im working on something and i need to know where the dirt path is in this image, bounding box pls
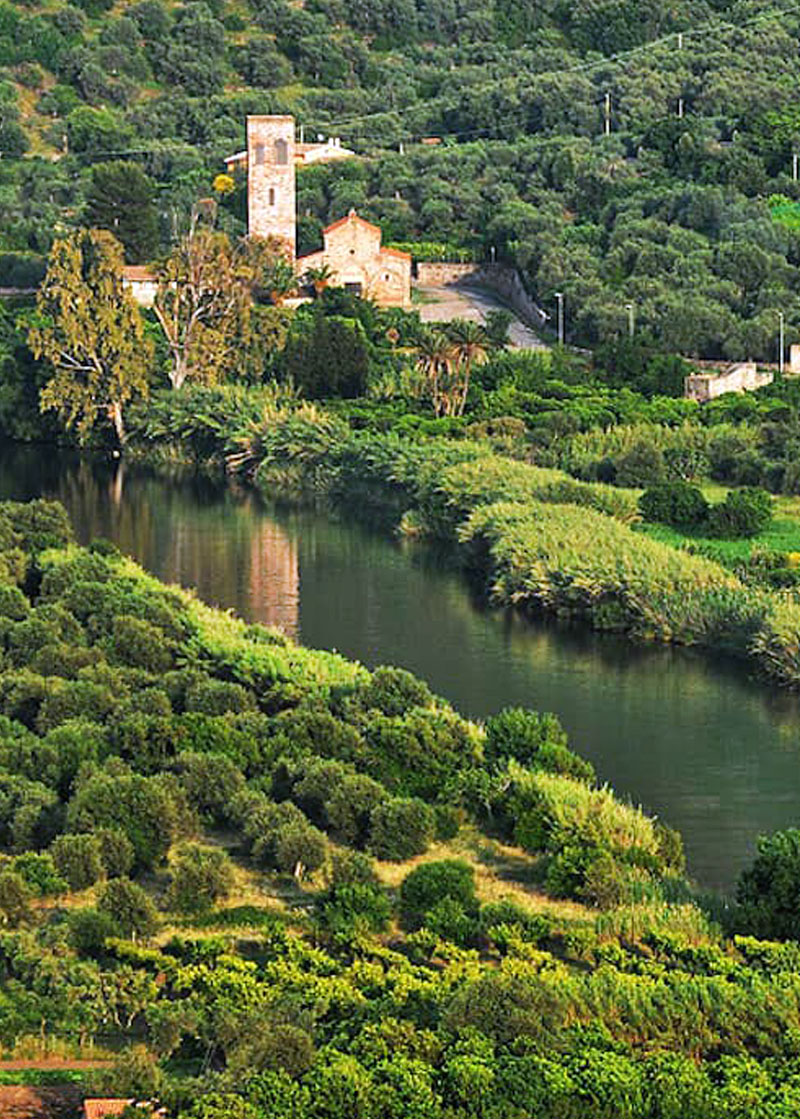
[0,1059,111,1070]
[414,282,546,350]
[0,1084,83,1119]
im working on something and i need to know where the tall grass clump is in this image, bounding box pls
[508,766,660,859]
[459,500,741,643]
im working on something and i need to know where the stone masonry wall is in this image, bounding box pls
[247,115,296,256]
[416,261,545,328]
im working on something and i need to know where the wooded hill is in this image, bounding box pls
[2,0,800,358]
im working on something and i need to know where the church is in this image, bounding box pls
[227,115,411,309]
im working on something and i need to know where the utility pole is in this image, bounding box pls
[625,302,635,339]
[299,124,304,144]
[677,31,683,49]
[793,152,798,181]
[677,97,684,119]
[604,92,611,137]
[555,292,564,345]
[779,310,785,374]
[399,140,404,155]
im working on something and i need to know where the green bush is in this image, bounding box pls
[400,859,477,929]
[185,678,257,716]
[96,827,135,878]
[639,482,710,527]
[736,829,800,940]
[0,500,72,552]
[485,707,568,766]
[168,844,235,913]
[50,833,103,891]
[369,797,435,860]
[708,487,773,538]
[12,851,67,896]
[108,614,174,672]
[97,877,159,940]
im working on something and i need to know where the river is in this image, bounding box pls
[2,443,800,891]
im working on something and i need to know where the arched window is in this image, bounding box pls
[269,187,275,206]
[254,143,265,166]
[275,138,288,165]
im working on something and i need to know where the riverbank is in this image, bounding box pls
[207,406,799,689]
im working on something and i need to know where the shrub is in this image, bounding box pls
[108,614,174,672]
[172,751,246,824]
[485,708,568,767]
[349,666,434,717]
[273,822,328,879]
[51,833,103,891]
[97,877,159,939]
[68,771,180,869]
[0,869,31,926]
[324,774,387,848]
[0,500,72,552]
[536,741,595,784]
[735,829,800,940]
[639,482,709,527]
[185,678,257,716]
[36,679,119,734]
[168,844,235,913]
[614,442,667,487]
[12,852,67,896]
[96,827,135,878]
[0,585,30,622]
[708,488,773,538]
[68,906,118,955]
[316,882,391,937]
[400,859,477,930]
[369,797,435,860]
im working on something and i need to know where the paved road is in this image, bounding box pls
[415,281,547,350]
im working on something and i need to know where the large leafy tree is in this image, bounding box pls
[85,160,160,264]
[153,209,254,390]
[29,228,152,446]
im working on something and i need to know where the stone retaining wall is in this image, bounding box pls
[415,261,546,329]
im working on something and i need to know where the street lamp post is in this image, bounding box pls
[779,310,785,374]
[554,291,564,345]
[625,302,635,339]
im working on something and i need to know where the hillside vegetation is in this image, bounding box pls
[2,497,800,1116]
[1,0,800,358]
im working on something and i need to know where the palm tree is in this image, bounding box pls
[446,318,488,416]
[414,330,455,417]
[264,259,297,306]
[303,263,335,297]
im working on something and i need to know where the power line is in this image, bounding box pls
[55,0,800,160]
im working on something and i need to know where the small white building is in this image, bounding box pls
[122,265,157,308]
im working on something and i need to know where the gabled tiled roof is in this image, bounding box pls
[324,210,381,237]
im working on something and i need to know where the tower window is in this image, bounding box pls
[254,143,265,165]
[275,138,288,165]
[269,188,275,206]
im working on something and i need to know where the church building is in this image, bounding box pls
[227,115,411,308]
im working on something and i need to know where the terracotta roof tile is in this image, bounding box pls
[324,210,381,236]
[83,1099,134,1119]
[380,247,411,260]
[122,266,156,282]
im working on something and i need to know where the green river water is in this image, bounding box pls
[3,443,800,891]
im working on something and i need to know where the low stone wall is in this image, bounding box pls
[415,261,546,330]
[684,362,774,402]
[415,262,480,285]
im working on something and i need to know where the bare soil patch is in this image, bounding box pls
[0,1084,83,1119]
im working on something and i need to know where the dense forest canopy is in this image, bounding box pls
[1,0,800,356]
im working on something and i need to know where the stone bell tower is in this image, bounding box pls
[246,115,296,258]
